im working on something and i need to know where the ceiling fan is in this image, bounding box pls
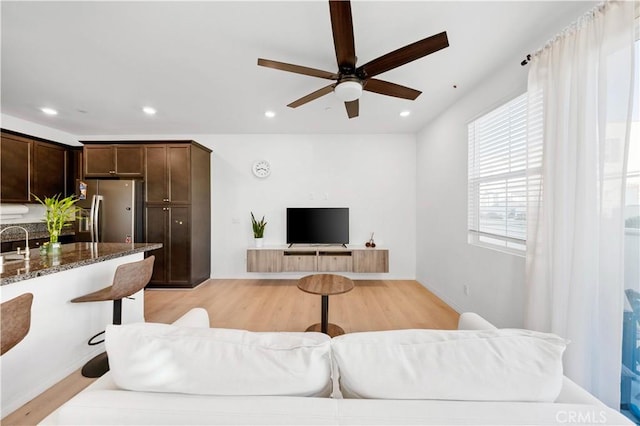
[258,0,449,119]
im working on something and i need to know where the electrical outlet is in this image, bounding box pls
[463,284,470,296]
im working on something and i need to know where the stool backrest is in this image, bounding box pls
[1,293,34,355]
[111,255,155,300]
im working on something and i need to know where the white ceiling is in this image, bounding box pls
[1,1,596,136]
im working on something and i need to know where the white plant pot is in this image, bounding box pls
[254,238,264,248]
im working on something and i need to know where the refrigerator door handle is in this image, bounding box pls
[91,195,104,243]
[89,195,97,243]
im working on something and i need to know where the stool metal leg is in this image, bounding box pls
[80,299,122,378]
[113,299,122,325]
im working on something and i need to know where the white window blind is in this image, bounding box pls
[468,92,541,253]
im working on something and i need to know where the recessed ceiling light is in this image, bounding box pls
[142,106,157,115]
[400,110,411,117]
[264,110,276,118]
[40,107,58,116]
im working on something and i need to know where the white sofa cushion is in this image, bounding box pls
[457,312,497,331]
[332,328,567,401]
[170,307,210,328]
[105,323,332,397]
[46,391,632,425]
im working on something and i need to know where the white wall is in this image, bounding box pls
[415,63,528,328]
[196,134,417,280]
[1,114,80,146]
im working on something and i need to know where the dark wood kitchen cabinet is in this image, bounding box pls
[32,141,66,200]
[66,147,83,196]
[144,144,191,204]
[83,144,144,178]
[0,130,70,202]
[79,139,210,288]
[144,141,211,288]
[145,205,192,285]
[0,132,31,202]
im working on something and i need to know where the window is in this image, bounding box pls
[624,38,640,232]
[619,32,639,423]
[467,93,541,254]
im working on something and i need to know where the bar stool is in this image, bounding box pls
[1,293,34,355]
[71,255,154,378]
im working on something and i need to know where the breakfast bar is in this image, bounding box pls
[0,242,162,285]
[0,242,161,416]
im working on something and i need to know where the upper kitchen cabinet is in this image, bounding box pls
[144,144,191,204]
[32,141,66,200]
[0,132,31,202]
[0,130,69,202]
[83,144,144,178]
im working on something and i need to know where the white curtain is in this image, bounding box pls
[525,0,636,408]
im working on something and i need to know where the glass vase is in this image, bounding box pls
[47,242,62,255]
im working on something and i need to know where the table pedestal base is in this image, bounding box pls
[305,322,345,337]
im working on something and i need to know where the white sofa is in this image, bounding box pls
[40,309,631,425]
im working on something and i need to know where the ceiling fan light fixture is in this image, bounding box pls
[334,80,362,102]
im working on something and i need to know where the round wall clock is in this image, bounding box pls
[252,160,271,178]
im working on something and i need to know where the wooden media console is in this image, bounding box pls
[246,246,389,273]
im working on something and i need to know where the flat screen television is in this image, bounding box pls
[286,207,349,246]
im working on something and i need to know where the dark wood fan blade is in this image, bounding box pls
[258,58,338,80]
[287,84,335,108]
[329,0,356,70]
[344,99,359,119]
[364,79,421,100]
[357,32,448,78]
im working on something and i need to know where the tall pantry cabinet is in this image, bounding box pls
[143,142,211,288]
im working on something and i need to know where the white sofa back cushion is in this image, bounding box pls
[332,328,566,401]
[106,323,332,397]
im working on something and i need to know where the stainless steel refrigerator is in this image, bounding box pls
[75,179,144,243]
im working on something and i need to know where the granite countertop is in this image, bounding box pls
[0,222,75,243]
[0,242,162,285]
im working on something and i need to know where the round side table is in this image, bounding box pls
[297,273,354,337]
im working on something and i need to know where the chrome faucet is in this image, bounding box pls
[0,226,30,264]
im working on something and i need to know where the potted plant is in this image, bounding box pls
[251,212,267,248]
[34,194,80,253]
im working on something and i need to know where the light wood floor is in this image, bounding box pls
[2,279,458,425]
